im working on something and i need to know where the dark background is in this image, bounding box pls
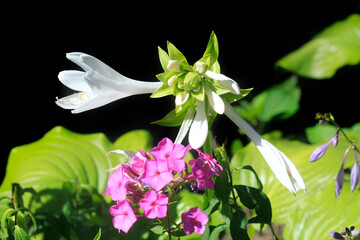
[1,1,359,182]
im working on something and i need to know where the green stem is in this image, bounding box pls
[332,120,360,154]
[167,213,172,240]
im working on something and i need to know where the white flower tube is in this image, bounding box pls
[224,101,306,195]
[56,52,163,113]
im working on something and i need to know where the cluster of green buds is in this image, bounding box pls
[151,32,251,148]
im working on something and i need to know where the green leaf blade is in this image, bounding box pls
[277,14,360,79]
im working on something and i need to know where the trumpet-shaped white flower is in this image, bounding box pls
[56,52,163,113]
[174,86,225,149]
[224,101,306,195]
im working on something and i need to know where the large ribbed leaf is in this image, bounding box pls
[230,129,360,239]
[0,126,118,196]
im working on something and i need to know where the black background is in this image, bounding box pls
[1,1,359,182]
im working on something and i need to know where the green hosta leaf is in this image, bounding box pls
[277,14,360,79]
[235,76,300,123]
[230,131,360,239]
[113,129,153,152]
[0,126,116,197]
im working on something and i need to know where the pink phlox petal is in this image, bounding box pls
[181,206,208,235]
[139,190,169,219]
[141,160,173,191]
[130,150,151,175]
[191,159,215,190]
[110,200,137,233]
[104,167,130,201]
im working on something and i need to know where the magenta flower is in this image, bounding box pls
[310,134,338,162]
[196,149,223,176]
[190,158,215,190]
[141,159,174,191]
[103,167,129,201]
[351,149,359,192]
[110,200,137,233]
[150,137,191,172]
[130,150,151,175]
[181,206,209,235]
[139,190,169,219]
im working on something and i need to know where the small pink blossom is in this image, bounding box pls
[110,200,137,233]
[139,190,169,219]
[196,149,223,176]
[130,150,151,175]
[181,206,209,235]
[103,167,129,201]
[150,137,191,172]
[190,158,215,190]
[141,159,174,191]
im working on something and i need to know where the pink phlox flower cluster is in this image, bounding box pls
[188,149,223,190]
[182,206,209,235]
[103,138,220,234]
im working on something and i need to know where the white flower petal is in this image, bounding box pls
[71,91,130,114]
[57,52,163,113]
[58,70,91,92]
[204,85,225,114]
[175,92,190,106]
[204,70,240,95]
[55,91,93,110]
[189,100,208,149]
[107,149,136,159]
[174,108,196,144]
[224,101,306,195]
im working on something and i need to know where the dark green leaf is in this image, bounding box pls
[233,185,272,225]
[230,209,250,240]
[235,76,300,123]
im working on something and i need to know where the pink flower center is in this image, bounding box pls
[155,171,161,176]
[151,201,157,207]
[165,153,170,159]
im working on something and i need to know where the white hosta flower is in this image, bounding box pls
[204,70,240,95]
[56,52,163,113]
[175,87,225,149]
[224,101,306,195]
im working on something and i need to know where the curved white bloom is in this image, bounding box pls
[204,84,225,114]
[174,87,225,149]
[224,101,306,195]
[204,70,240,95]
[189,100,208,149]
[174,108,196,144]
[175,92,190,106]
[56,52,163,113]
